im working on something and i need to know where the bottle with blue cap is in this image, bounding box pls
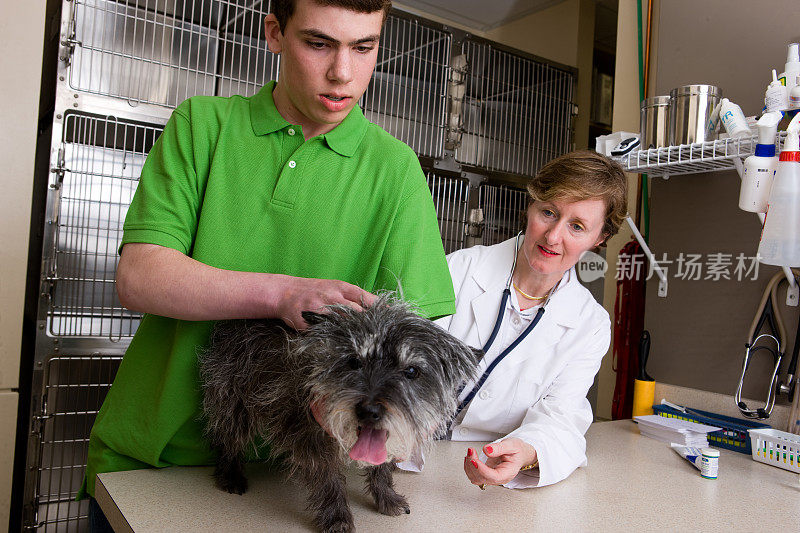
[739,111,782,213]
[758,111,800,266]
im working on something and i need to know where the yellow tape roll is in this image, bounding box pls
[632,379,655,417]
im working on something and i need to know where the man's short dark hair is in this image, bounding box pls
[272,0,393,34]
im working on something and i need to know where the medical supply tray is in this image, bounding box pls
[652,404,770,454]
[748,428,800,473]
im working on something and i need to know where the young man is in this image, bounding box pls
[80,0,455,509]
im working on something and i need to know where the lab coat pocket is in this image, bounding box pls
[503,374,547,430]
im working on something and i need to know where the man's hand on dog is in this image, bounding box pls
[271,276,376,330]
[464,438,538,487]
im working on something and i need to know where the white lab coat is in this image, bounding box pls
[402,237,611,488]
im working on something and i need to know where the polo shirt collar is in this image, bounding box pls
[249,81,369,157]
[250,81,290,136]
[322,104,369,157]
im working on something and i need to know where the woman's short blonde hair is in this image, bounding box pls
[526,150,628,246]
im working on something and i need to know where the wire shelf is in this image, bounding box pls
[615,133,790,178]
[478,183,528,246]
[34,355,122,533]
[455,39,576,178]
[425,172,469,254]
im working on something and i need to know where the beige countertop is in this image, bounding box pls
[96,420,800,532]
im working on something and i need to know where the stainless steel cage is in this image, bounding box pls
[30,355,122,532]
[478,183,528,246]
[455,38,575,178]
[47,112,156,339]
[425,171,469,254]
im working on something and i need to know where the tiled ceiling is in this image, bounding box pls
[396,0,567,31]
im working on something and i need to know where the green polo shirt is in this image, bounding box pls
[80,81,455,498]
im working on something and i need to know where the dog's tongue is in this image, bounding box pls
[349,427,388,465]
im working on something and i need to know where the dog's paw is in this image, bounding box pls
[322,521,355,533]
[214,472,249,495]
[319,512,355,533]
[374,491,410,516]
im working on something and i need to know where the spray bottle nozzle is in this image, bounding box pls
[757,111,782,146]
[788,43,800,64]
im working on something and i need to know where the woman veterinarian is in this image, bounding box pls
[444,150,626,489]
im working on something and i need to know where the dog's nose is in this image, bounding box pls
[355,401,384,424]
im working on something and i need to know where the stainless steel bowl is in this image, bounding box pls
[669,84,722,145]
[640,96,671,149]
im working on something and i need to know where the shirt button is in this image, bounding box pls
[459,428,468,436]
[287,128,296,136]
[512,316,521,326]
[288,160,297,168]
[479,390,489,400]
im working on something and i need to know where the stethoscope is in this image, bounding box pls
[451,232,556,422]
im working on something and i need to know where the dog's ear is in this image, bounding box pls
[301,311,327,326]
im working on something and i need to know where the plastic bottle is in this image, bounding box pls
[740,112,782,212]
[766,69,789,112]
[758,112,800,266]
[779,43,800,96]
[790,75,800,110]
[719,98,750,138]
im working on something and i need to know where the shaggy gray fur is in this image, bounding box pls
[199,295,480,533]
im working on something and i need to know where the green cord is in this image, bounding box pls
[636,0,649,242]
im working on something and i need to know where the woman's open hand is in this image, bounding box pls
[463,438,537,487]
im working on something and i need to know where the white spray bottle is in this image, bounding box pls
[740,112,782,212]
[779,43,800,96]
[758,112,800,266]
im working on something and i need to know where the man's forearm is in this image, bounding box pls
[116,243,278,321]
[116,243,377,328]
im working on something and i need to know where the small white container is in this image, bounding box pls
[699,448,719,479]
[748,428,800,473]
[766,69,789,112]
[718,98,750,138]
[789,75,800,110]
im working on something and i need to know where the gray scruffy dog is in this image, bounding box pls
[199,294,480,532]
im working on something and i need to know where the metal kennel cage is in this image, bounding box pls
[20,1,575,530]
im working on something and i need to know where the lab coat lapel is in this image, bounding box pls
[469,237,518,348]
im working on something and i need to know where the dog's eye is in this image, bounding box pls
[347,357,362,370]
[403,366,419,379]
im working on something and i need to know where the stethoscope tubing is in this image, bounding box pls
[453,232,550,420]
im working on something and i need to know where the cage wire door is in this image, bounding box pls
[47,112,162,340]
[455,38,576,178]
[425,171,469,254]
[67,0,278,106]
[362,14,451,159]
[28,356,122,532]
